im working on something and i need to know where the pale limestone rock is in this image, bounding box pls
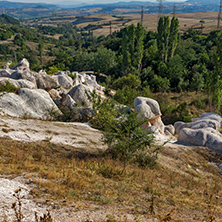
[0,88,61,120]
[11,58,30,71]
[0,77,35,89]
[178,127,222,153]
[68,84,92,106]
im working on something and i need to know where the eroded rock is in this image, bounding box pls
[0,88,61,120]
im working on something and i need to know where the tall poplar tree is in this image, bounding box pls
[157,16,179,63]
[169,17,179,59]
[163,16,170,63]
[121,32,130,72]
[157,17,164,61]
[127,24,135,67]
[212,31,222,112]
[134,22,144,72]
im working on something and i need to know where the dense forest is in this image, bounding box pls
[1,15,222,117]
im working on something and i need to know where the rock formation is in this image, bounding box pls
[0,58,105,121]
[175,113,222,152]
[134,96,175,136]
[0,88,61,119]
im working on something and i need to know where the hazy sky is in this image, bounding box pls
[6,0,186,5]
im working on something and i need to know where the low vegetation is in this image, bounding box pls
[0,137,221,221]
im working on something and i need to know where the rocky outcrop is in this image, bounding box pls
[11,58,30,71]
[68,84,92,107]
[134,97,161,120]
[0,69,12,77]
[0,88,61,120]
[134,96,174,135]
[52,71,73,90]
[175,113,222,152]
[0,77,35,89]
[178,127,222,153]
[34,70,59,91]
[10,70,37,87]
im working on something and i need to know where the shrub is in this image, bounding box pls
[87,91,158,168]
[104,112,158,168]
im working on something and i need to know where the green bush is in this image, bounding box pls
[113,86,138,107]
[87,91,159,168]
[104,112,158,168]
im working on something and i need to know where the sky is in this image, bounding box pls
[5,0,187,5]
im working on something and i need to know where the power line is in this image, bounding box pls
[109,21,112,37]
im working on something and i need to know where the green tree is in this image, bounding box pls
[121,32,130,72]
[169,17,179,59]
[112,73,141,90]
[157,16,179,63]
[134,22,144,72]
[94,47,117,74]
[127,24,135,66]
[211,31,222,112]
[38,43,44,68]
[190,72,204,93]
[150,75,170,92]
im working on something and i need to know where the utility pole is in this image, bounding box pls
[91,30,94,48]
[78,33,81,54]
[217,0,222,29]
[141,6,144,26]
[158,0,164,19]
[109,21,112,37]
[173,3,177,17]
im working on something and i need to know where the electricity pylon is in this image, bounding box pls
[217,0,222,29]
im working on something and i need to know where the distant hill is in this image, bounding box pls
[186,0,219,4]
[0,14,20,25]
[0,1,58,9]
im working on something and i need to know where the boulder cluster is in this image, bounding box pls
[0,59,222,152]
[0,59,104,120]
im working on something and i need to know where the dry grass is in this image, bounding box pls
[25,11,222,37]
[0,137,222,221]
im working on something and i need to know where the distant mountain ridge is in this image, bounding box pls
[0,0,221,19]
[0,1,58,9]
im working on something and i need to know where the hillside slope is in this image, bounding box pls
[0,115,222,221]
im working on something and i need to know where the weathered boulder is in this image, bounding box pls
[11,58,30,71]
[0,88,61,120]
[0,78,35,89]
[68,84,92,106]
[34,70,59,91]
[174,112,222,135]
[71,107,95,122]
[10,70,37,87]
[134,97,172,135]
[178,127,222,153]
[0,69,12,77]
[164,124,175,135]
[10,68,59,91]
[134,97,162,120]
[175,113,222,151]
[53,71,73,89]
[60,94,76,109]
